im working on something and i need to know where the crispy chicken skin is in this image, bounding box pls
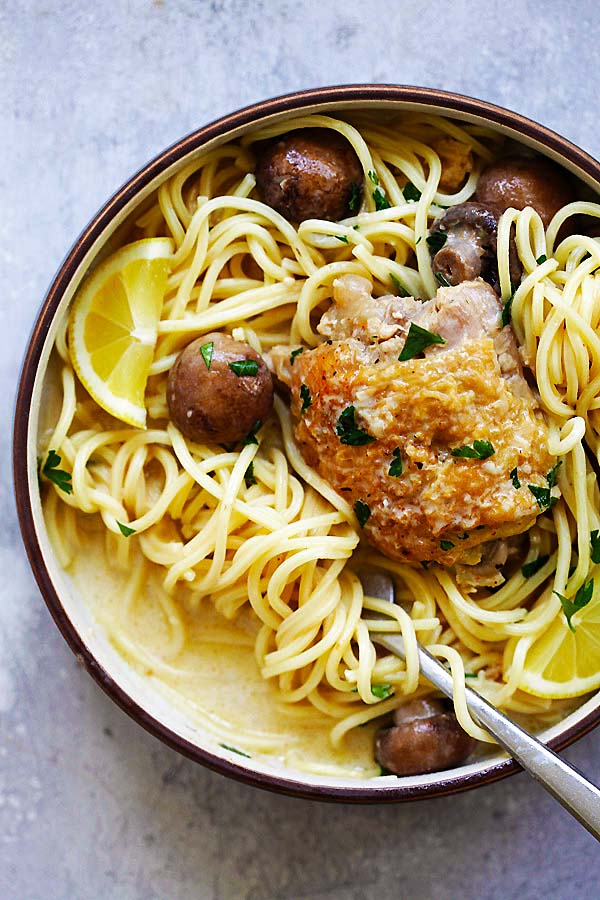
[271,276,556,566]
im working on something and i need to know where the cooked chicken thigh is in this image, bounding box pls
[271,276,556,566]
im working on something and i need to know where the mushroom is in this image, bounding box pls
[254,128,363,223]
[375,697,476,776]
[429,201,521,290]
[167,333,273,445]
[474,155,572,228]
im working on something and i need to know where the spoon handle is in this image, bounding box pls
[375,633,600,840]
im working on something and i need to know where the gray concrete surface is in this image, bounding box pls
[2,1,600,897]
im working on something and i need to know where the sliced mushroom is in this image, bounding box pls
[429,201,521,291]
[375,697,476,776]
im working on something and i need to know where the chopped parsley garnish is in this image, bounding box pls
[300,384,312,412]
[242,420,262,446]
[290,347,304,365]
[117,521,136,537]
[546,460,562,488]
[465,673,478,679]
[229,359,259,377]
[554,579,594,632]
[440,539,455,551]
[244,461,256,488]
[200,341,214,370]
[521,555,549,578]
[352,223,360,231]
[368,170,380,186]
[536,254,548,264]
[368,170,391,210]
[403,182,421,202]
[501,293,514,328]
[388,447,403,477]
[371,683,394,700]
[390,272,409,297]
[40,450,72,494]
[415,236,422,245]
[348,181,361,212]
[219,743,251,758]
[335,406,375,446]
[528,484,558,511]
[435,272,451,287]
[510,467,521,489]
[426,232,448,253]
[591,529,600,564]
[451,440,495,460]
[332,234,349,243]
[354,499,371,528]
[398,322,446,361]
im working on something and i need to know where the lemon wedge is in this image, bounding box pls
[69,238,173,428]
[510,584,600,698]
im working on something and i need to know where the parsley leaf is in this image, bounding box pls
[546,460,562,488]
[41,450,73,494]
[501,293,514,328]
[300,384,312,412]
[388,447,403,477]
[244,461,256,488]
[335,406,375,446]
[200,341,214,370]
[528,484,558,511]
[117,521,136,537]
[390,272,410,297]
[403,182,421,202]
[510,467,521,489]
[440,539,455,551]
[242,420,262,446]
[451,440,495,460]
[426,232,448,254]
[521,555,549,578]
[373,187,391,211]
[554,580,594,632]
[398,322,446,361]
[332,234,349,244]
[371,683,394,700]
[415,236,422,245]
[219,743,251,758]
[465,673,478,679]
[368,170,380,186]
[229,359,259,377]
[348,181,361,212]
[536,254,548,264]
[354,499,371,527]
[591,530,600,564]
[435,272,451,287]
[290,347,304,365]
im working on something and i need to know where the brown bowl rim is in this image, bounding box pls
[13,84,600,803]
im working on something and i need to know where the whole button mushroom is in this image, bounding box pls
[255,128,364,223]
[375,697,476,776]
[167,333,273,445]
[474,155,572,228]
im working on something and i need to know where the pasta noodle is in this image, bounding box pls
[40,111,600,776]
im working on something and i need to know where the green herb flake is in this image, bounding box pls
[536,254,548,265]
[290,347,304,366]
[521,555,550,578]
[528,484,558,511]
[335,406,375,446]
[546,460,562,488]
[348,181,361,212]
[390,272,409,298]
[352,224,360,231]
[388,447,403,477]
[242,420,263,446]
[244,461,257,489]
[117,521,136,537]
[300,383,312,413]
[41,449,73,494]
[451,440,495,460]
[465,673,478,679]
[501,293,514,328]
[403,182,421,202]
[219,743,251,758]
[554,579,594,632]
[440,539,455,551]
[229,359,259,377]
[435,272,451,287]
[373,187,391,211]
[415,236,422,245]
[510,467,521,489]
[398,322,446,361]
[591,530,600,564]
[200,341,214,370]
[368,170,380,186]
[371,683,394,700]
[426,232,448,253]
[354,499,371,528]
[332,234,349,244]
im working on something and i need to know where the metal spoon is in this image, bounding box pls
[359,568,600,841]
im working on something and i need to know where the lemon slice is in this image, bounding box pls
[69,238,173,428]
[511,587,600,698]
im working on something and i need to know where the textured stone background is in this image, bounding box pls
[3,2,600,898]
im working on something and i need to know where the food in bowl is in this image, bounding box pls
[36,105,600,780]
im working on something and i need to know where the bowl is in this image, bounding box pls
[14,85,600,802]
